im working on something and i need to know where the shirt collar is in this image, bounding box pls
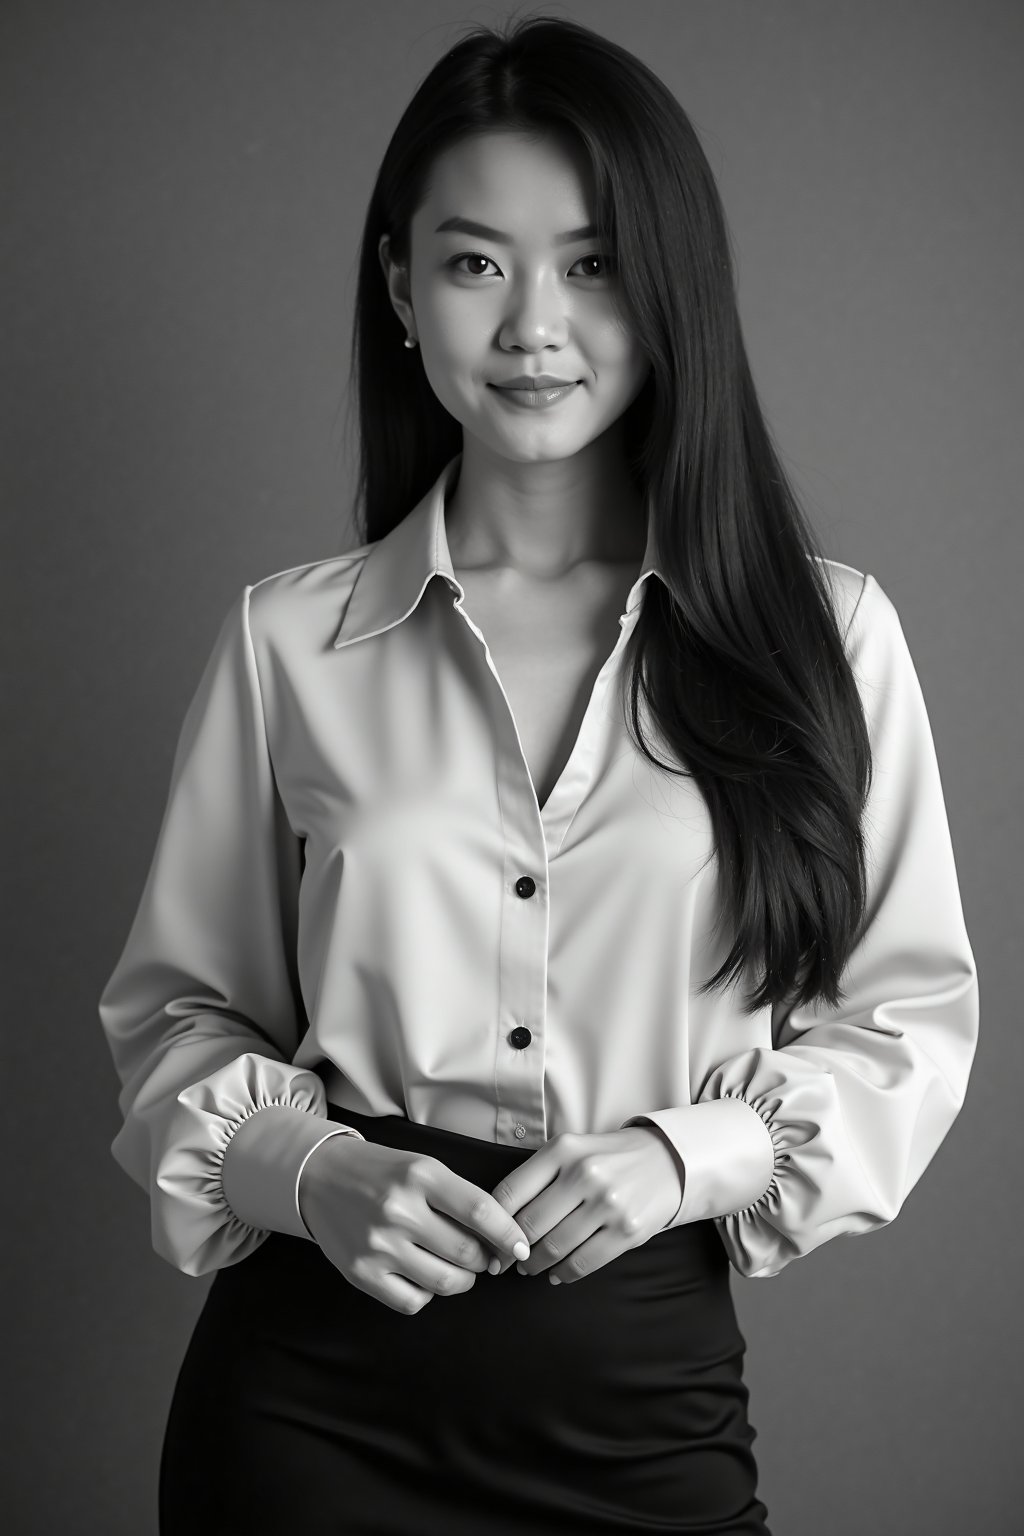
[333,452,664,650]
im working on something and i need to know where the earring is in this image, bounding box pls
[404,336,418,349]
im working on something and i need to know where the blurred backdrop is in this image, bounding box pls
[3,3,1021,1532]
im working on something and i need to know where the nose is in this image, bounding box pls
[498,270,570,352]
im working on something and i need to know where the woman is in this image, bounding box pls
[99,15,979,1535]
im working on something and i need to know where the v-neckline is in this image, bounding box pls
[452,592,639,855]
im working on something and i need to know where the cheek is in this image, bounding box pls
[416,327,486,419]
[425,286,490,351]
[597,345,649,400]
[587,314,645,372]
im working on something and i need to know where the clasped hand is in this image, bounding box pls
[484,1125,684,1283]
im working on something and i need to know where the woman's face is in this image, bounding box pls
[381,130,651,466]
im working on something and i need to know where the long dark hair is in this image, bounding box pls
[345,13,872,1014]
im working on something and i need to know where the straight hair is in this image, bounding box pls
[344,13,873,1014]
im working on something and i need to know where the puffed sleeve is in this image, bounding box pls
[98,586,363,1278]
[622,573,979,1278]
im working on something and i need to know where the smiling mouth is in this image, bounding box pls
[488,381,580,408]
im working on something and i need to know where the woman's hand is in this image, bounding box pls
[487,1126,685,1281]
[297,1135,533,1314]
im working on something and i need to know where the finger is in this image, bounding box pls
[400,1241,479,1298]
[488,1138,586,1275]
[425,1211,493,1273]
[497,1166,596,1275]
[542,1225,622,1286]
[417,1161,533,1267]
[488,1139,567,1224]
[518,1202,601,1276]
[363,1268,436,1316]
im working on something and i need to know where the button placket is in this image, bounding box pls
[450,596,550,1146]
[493,794,549,1150]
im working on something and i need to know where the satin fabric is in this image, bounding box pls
[159,1105,771,1535]
[98,452,978,1284]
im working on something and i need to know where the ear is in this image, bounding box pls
[378,234,415,337]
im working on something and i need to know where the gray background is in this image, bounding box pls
[3,2,1021,1532]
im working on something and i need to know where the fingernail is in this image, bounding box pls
[516,1261,526,1275]
[513,1241,530,1261]
[487,1256,500,1276]
[549,1275,561,1286]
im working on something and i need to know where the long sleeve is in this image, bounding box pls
[98,586,363,1278]
[622,573,979,1278]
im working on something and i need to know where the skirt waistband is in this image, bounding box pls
[326,1101,539,1180]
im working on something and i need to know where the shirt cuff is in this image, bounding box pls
[220,1103,365,1240]
[621,1098,777,1228]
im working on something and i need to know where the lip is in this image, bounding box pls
[489,378,580,411]
[492,374,580,389]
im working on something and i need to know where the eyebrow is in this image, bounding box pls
[434,216,602,246]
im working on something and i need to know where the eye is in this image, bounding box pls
[446,252,617,280]
[568,253,617,280]
[447,252,500,278]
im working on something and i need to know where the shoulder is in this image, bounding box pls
[811,559,927,733]
[811,556,868,642]
[812,556,907,650]
[241,543,375,651]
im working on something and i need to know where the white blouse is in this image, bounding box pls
[98,453,979,1281]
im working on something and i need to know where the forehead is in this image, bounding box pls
[416,130,596,228]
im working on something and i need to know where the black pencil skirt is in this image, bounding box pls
[159,1105,771,1534]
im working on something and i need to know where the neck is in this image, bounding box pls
[444,429,647,580]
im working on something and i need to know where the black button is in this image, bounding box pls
[509,1026,532,1049]
[514,875,536,899]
